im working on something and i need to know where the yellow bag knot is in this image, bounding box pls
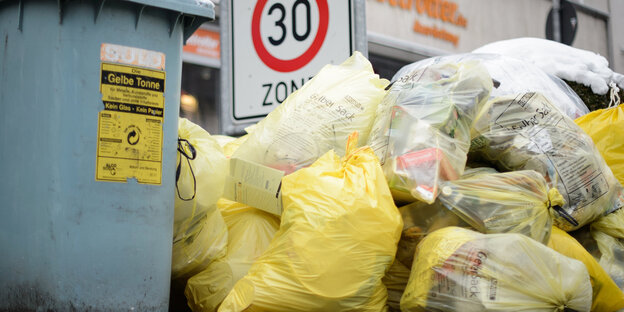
[345,131,359,157]
[548,188,566,208]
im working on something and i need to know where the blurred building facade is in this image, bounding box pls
[181,0,623,134]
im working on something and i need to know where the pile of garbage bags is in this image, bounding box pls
[171,51,624,312]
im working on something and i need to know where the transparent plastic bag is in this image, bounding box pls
[172,118,228,279]
[401,227,592,312]
[368,60,492,203]
[231,52,389,175]
[547,226,624,312]
[185,199,280,312]
[460,166,499,178]
[219,133,403,312]
[438,169,559,244]
[383,260,412,312]
[387,201,471,311]
[470,92,622,231]
[396,200,470,270]
[394,53,589,119]
[591,208,624,291]
[576,103,624,186]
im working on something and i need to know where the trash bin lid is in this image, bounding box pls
[128,0,215,41]
[0,0,215,42]
[0,0,214,18]
[128,0,215,20]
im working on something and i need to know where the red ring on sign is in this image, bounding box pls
[252,0,329,73]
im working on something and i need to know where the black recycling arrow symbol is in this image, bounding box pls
[127,130,139,145]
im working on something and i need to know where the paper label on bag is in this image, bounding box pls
[224,157,284,216]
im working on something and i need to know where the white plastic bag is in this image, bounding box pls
[394,53,589,119]
[474,37,619,96]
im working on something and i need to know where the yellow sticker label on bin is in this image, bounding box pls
[100,63,165,108]
[96,59,166,184]
[96,111,163,184]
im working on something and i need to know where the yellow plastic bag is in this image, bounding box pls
[591,208,624,291]
[470,92,622,231]
[185,199,280,312]
[575,103,624,186]
[212,134,248,158]
[171,118,228,279]
[438,169,559,244]
[212,135,237,149]
[222,135,247,158]
[367,60,492,204]
[547,226,624,312]
[401,227,592,312]
[231,52,389,174]
[219,134,403,312]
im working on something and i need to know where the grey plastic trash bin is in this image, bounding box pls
[0,0,214,310]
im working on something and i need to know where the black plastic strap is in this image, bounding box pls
[176,138,197,201]
[492,78,501,88]
[551,205,579,227]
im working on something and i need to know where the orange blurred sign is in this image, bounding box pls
[375,0,466,46]
[183,28,220,60]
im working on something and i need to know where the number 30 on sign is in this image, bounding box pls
[229,0,354,121]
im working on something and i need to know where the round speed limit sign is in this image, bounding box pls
[251,0,329,72]
[229,0,354,121]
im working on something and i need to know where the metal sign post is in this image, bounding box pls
[546,0,578,45]
[220,0,367,135]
